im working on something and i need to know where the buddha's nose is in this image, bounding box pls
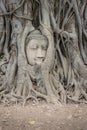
[36,48,45,59]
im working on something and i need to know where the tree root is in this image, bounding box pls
[67,95,87,104]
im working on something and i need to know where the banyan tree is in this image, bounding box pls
[0,0,87,105]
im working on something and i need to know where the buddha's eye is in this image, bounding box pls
[30,45,38,50]
[42,45,48,50]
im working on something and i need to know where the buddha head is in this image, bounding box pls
[25,30,48,66]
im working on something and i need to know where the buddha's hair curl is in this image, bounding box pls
[25,29,49,45]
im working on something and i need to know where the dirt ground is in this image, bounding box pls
[0,102,87,130]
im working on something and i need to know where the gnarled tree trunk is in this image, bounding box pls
[0,0,87,105]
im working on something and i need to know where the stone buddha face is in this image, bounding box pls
[26,30,48,66]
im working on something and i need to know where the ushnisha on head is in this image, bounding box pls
[25,29,49,66]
